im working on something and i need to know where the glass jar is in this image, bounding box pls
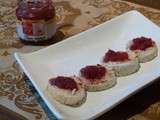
[16,0,56,45]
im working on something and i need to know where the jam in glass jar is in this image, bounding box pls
[16,0,56,45]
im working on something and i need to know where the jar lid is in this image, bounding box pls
[16,0,55,21]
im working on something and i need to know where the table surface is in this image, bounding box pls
[1,0,160,120]
[125,0,160,10]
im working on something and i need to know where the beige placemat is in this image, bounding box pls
[1,0,160,119]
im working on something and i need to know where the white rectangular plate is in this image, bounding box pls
[14,10,160,120]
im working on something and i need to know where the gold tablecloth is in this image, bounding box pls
[1,0,160,120]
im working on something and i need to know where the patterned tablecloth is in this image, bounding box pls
[1,0,160,120]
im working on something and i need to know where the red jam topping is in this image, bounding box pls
[49,76,78,91]
[80,65,106,80]
[130,37,154,51]
[103,49,129,62]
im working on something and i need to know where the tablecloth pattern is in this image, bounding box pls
[1,0,160,119]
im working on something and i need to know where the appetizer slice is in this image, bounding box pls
[79,64,117,92]
[47,76,86,106]
[102,49,140,77]
[127,36,158,63]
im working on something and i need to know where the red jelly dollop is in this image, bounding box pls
[130,37,154,51]
[103,49,129,62]
[80,65,106,80]
[49,76,78,91]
